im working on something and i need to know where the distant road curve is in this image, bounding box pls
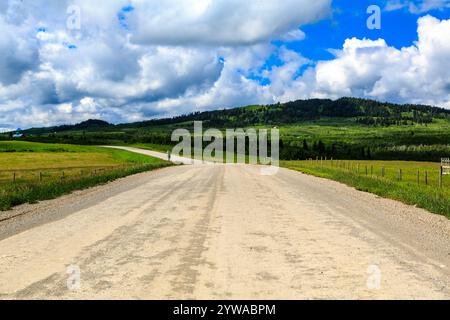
[102,146,204,165]
[0,147,449,299]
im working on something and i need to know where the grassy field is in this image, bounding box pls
[281,160,450,218]
[0,141,172,211]
[129,143,173,153]
[280,118,450,145]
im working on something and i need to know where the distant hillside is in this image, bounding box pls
[121,97,450,128]
[22,119,112,135]
[19,97,450,135]
[5,97,450,162]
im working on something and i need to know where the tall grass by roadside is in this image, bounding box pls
[0,162,172,211]
[281,160,450,219]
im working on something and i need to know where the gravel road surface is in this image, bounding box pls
[0,150,449,299]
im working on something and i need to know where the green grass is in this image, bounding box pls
[279,119,449,158]
[281,160,450,218]
[128,143,173,153]
[0,141,159,161]
[280,118,450,145]
[0,141,172,211]
[0,141,89,152]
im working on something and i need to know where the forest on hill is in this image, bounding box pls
[3,97,450,162]
[122,97,450,128]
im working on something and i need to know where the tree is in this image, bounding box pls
[318,140,326,154]
[331,143,337,156]
[303,139,309,151]
[313,141,318,151]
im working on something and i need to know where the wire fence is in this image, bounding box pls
[304,157,449,189]
[0,163,147,185]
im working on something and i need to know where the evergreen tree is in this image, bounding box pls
[318,140,326,154]
[331,143,337,156]
[303,139,309,150]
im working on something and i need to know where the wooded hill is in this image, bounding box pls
[17,97,450,135]
[5,97,450,162]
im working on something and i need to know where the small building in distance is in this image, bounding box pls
[12,128,23,138]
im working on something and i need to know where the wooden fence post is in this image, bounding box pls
[39,172,42,182]
[13,172,16,183]
[439,166,443,189]
[425,171,428,186]
[417,170,420,186]
[398,169,402,181]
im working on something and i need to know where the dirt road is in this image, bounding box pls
[0,153,449,299]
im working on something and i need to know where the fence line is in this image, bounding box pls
[1,163,148,184]
[309,159,446,189]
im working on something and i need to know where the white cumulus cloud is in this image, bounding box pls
[385,0,450,13]
[305,16,450,107]
[0,1,449,129]
[0,0,331,128]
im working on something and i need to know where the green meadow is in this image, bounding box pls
[0,141,172,211]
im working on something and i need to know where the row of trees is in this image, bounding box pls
[280,139,373,160]
[356,112,434,127]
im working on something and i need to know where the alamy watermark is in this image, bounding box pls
[367,5,381,30]
[67,5,81,31]
[366,264,382,290]
[67,265,81,291]
[171,121,280,176]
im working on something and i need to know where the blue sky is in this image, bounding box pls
[0,0,449,129]
[264,0,450,79]
[303,0,448,53]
